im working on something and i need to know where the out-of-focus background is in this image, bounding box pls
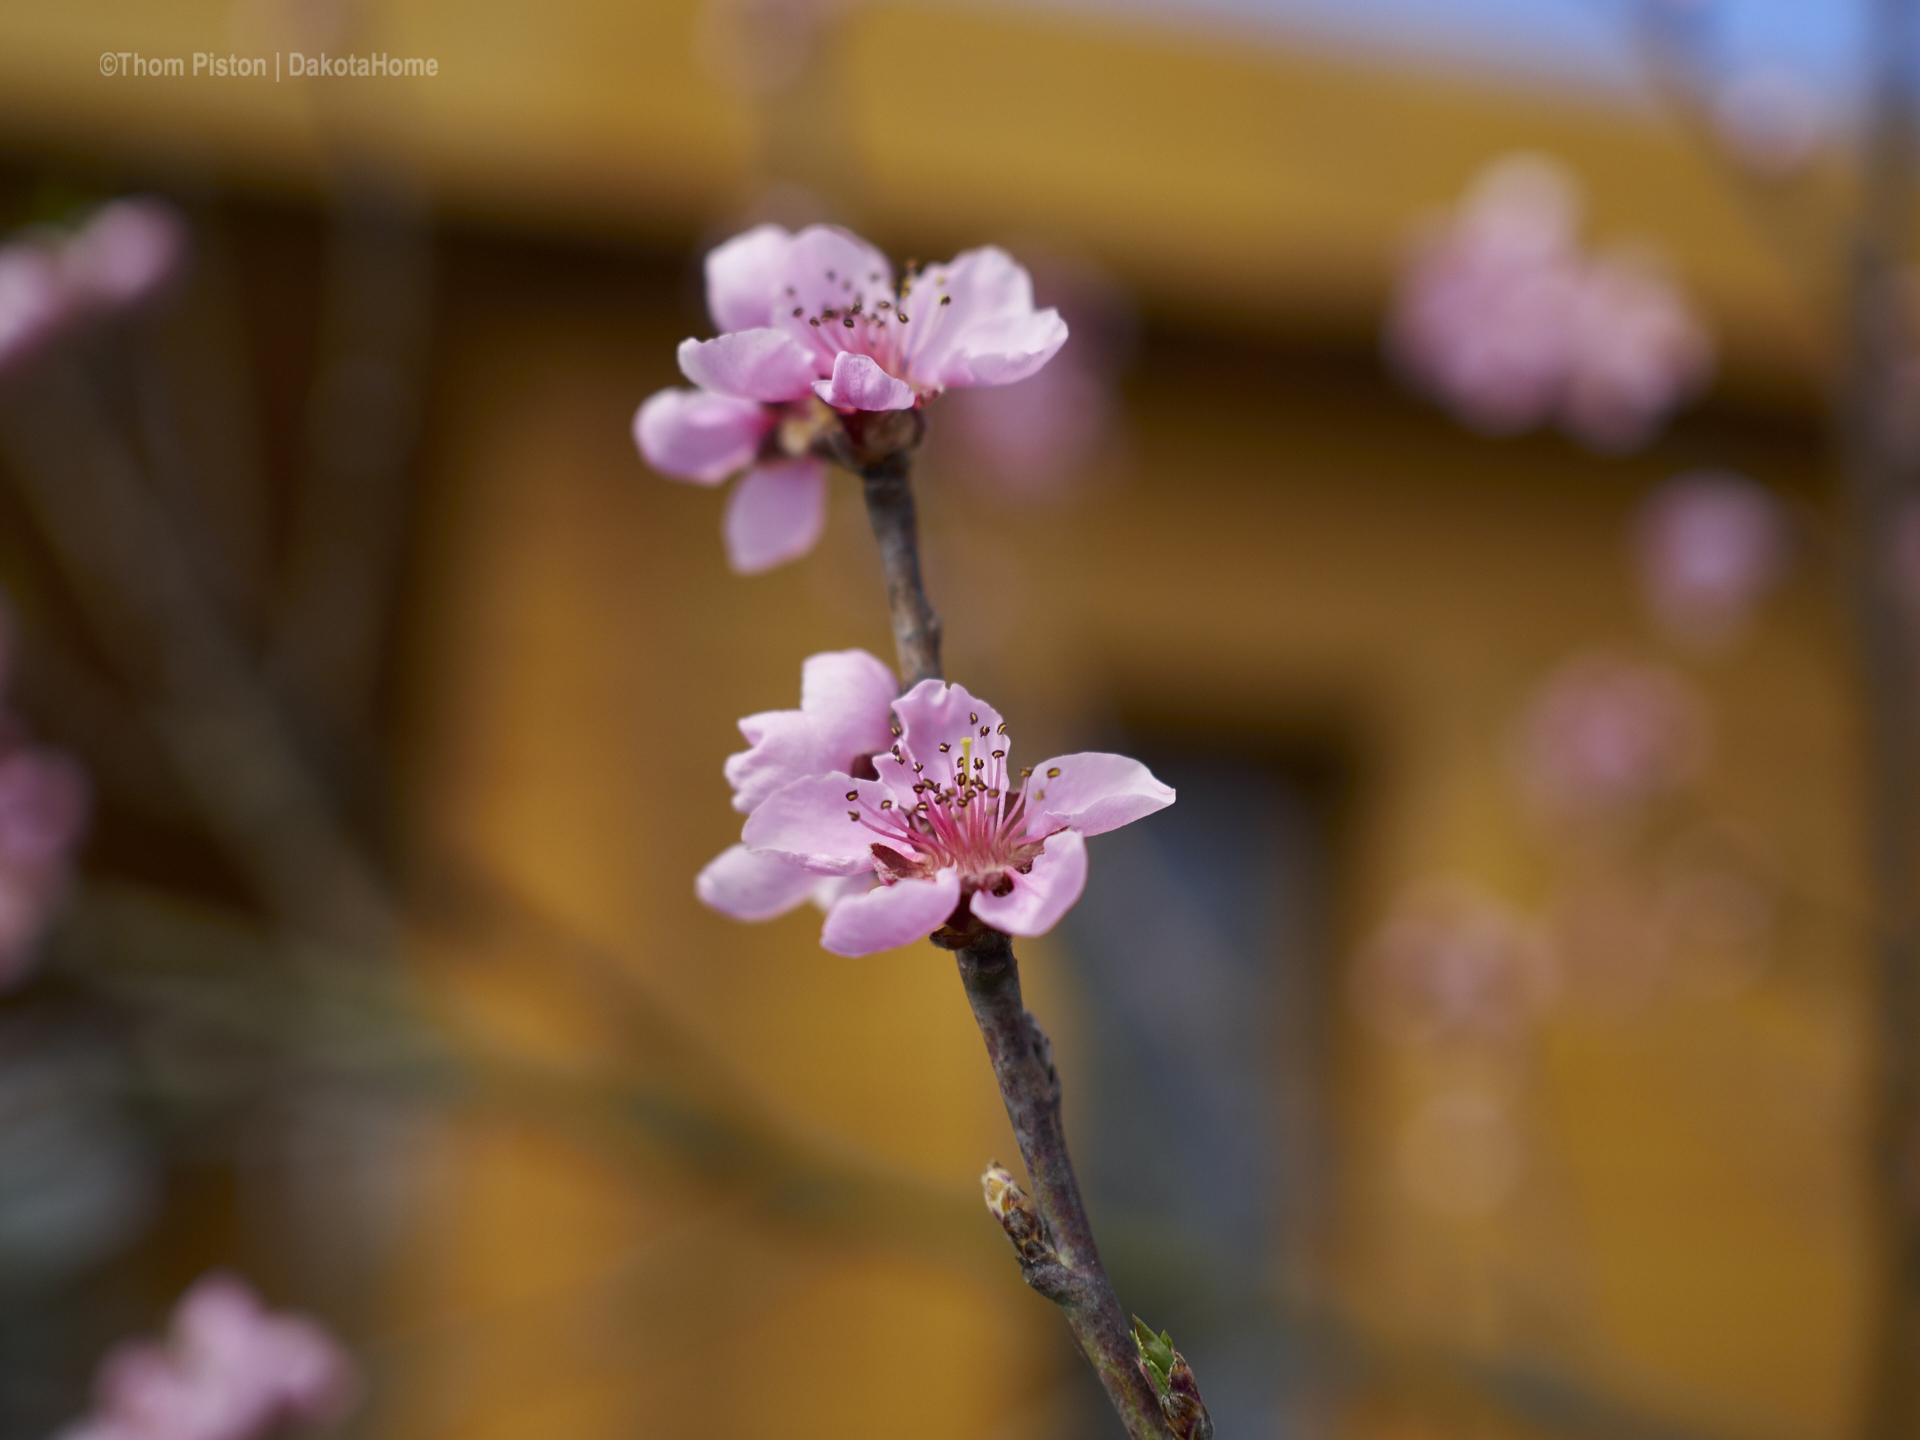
[0,3,1900,1440]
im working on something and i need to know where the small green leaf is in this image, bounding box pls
[1131,1315,1176,1396]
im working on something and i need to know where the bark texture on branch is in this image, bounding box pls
[859,453,942,689]
[955,930,1175,1440]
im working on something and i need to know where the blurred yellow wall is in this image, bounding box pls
[0,3,1883,1439]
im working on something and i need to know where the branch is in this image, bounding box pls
[951,929,1177,1440]
[0,355,392,954]
[838,411,941,688]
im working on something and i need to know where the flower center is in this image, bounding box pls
[780,262,959,392]
[844,717,1057,894]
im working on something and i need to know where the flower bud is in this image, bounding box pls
[1132,1316,1213,1440]
[981,1160,1054,1266]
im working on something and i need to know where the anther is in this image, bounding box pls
[974,758,985,769]
[940,294,952,305]
[980,725,990,736]
[992,749,1005,759]
[997,722,1009,734]
[890,724,902,736]
[1020,768,1033,777]
[847,810,859,820]
[898,312,909,323]
[880,800,894,810]
[1047,767,1061,778]
[939,743,950,753]
[845,791,858,801]
[809,317,821,327]
[843,315,855,328]
[970,713,978,724]
[792,307,803,317]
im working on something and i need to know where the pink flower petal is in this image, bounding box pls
[821,867,961,956]
[87,1272,358,1440]
[677,329,819,403]
[741,773,889,874]
[633,388,772,483]
[705,223,793,333]
[0,748,90,864]
[942,310,1071,387]
[1026,752,1174,837]
[725,648,897,813]
[62,198,188,313]
[813,351,915,411]
[891,678,1006,766]
[774,225,895,321]
[696,844,822,920]
[723,457,828,573]
[0,243,70,377]
[969,827,1087,936]
[901,246,1068,391]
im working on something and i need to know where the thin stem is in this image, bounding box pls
[859,453,942,688]
[955,930,1175,1440]
[0,355,392,954]
[851,431,1173,1434]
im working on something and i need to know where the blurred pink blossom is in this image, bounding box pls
[62,1272,358,1440]
[62,198,191,315]
[934,258,1134,500]
[0,609,90,992]
[1712,66,1825,178]
[1633,469,1790,649]
[0,743,90,989]
[1388,154,1711,451]
[1561,250,1715,452]
[0,241,70,379]
[0,198,189,380]
[1354,879,1553,1046]
[1513,653,1708,821]
[707,665,1172,955]
[635,224,1068,572]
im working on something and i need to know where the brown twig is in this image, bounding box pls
[0,354,392,954]
[847,416,1176,1436]
[954,931,1175,1440]
[841,413,941,688]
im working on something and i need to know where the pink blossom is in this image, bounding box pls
[703,663,1173,955]
[1355,879,1553,1046]
[1559,250,1713,453]
[1712,66,1825,178]
[61,1272,358,1440]
[1513,653,1708,821]
[0,198,189,381]
[1634,470,1789,649]
[1388,155,1587,435]
[1388,154,1711,451]
[0,240,69,378]
[934,256,1133,500]
[0,743,90,989]
[697,648,897,921]
[62,198,190,315]
[635,224,1069,572]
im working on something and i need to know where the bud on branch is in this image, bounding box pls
[1133,1317,1214,1440]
